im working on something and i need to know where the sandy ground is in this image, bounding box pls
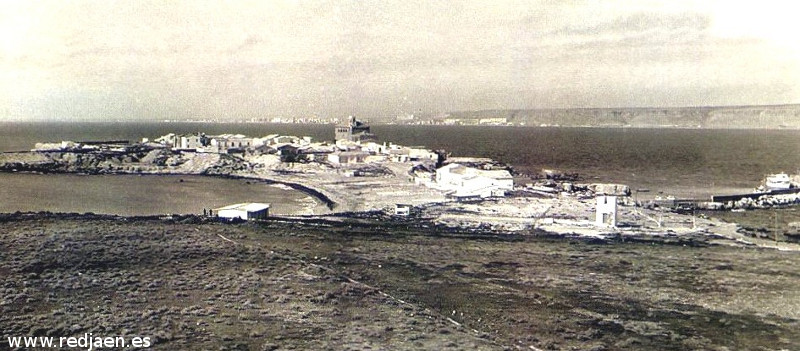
[241,155,447,214]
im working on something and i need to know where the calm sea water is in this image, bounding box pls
[2,122,800,201]
[371,125,800,197]
[0,173,316,216]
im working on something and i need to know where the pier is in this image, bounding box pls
[711,188,800,203]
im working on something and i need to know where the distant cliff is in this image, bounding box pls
[437,104,800,129]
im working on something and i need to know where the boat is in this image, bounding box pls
[765,173,792,190]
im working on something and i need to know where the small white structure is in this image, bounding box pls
[407,147,438,161]
[154,133,178,148]
[435,163,513,198]
[178,134,203,151]
[260,135,312,147]
[478,117,508,125]
[387,147,438,162]
[328,151,369,164]
[152,133,206,151]
[394,204,412,216]
[214,203,270,220]
[595,195,617,227]
[360,141,388,155]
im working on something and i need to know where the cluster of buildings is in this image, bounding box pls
[32,140,131,152]
[144,117,520,202]
[144,117,441,167]
[29,116,623,229]
[145,133,313,154]
[441,117,510,126]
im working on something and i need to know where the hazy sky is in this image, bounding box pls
[1,0,799,121]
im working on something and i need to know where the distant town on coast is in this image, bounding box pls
[143,104,800,129]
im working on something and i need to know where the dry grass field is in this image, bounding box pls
[1,214,798,350]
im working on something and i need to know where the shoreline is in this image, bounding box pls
[202,173,337,210]
[3,170,800,252]
[0,168,338,213]
[3,149,800,251]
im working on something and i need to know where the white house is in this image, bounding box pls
[154,133,178,148]
[435,164,513,198]
[328,151,370,164]
[260,135,312,147]
[207,134,254,153]
[360,141,388,154]
[407,147,438,161]
[595,195,617,227]
[394,204,412,216]
[214,203,270,220]
[178,134,203,151]
[387,146,438,162]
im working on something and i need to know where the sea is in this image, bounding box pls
[2,122,800,214]
[0,173,316,216]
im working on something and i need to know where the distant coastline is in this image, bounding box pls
[6,103,800,129]
[418,104,800,129]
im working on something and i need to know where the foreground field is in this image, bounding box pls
[1,214,798,350]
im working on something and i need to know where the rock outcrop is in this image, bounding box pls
[0,149,249,176]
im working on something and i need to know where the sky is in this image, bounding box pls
[1,0,799,121]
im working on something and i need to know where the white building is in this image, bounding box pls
[479,117,508,125]
[328,151,369,164]
[260,135,312,147]
[178,134,203,151]
[214,203,270,220]
[435,163,513,198]
[394,204,412,216]
[153,133,204,151]
[207,134,254,153]
[407,147,438,161]
[360,141,388,155]
[595,195,618,227]
[154,133,178,148]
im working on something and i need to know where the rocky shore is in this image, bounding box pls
[0,148,446,214]
[0,149,247,175]
[0,149,338,211]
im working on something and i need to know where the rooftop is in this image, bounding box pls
[442,164,512,179]
[214,203,270,212]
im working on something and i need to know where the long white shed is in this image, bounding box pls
[214,203,270,220]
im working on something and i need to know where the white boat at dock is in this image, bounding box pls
[765,173,792,190]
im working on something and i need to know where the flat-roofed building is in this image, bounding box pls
[394,204,412,216]
[435,163,513,198]
[328,151,370,164]
[595,195,617,227]
[214,203,270,220]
